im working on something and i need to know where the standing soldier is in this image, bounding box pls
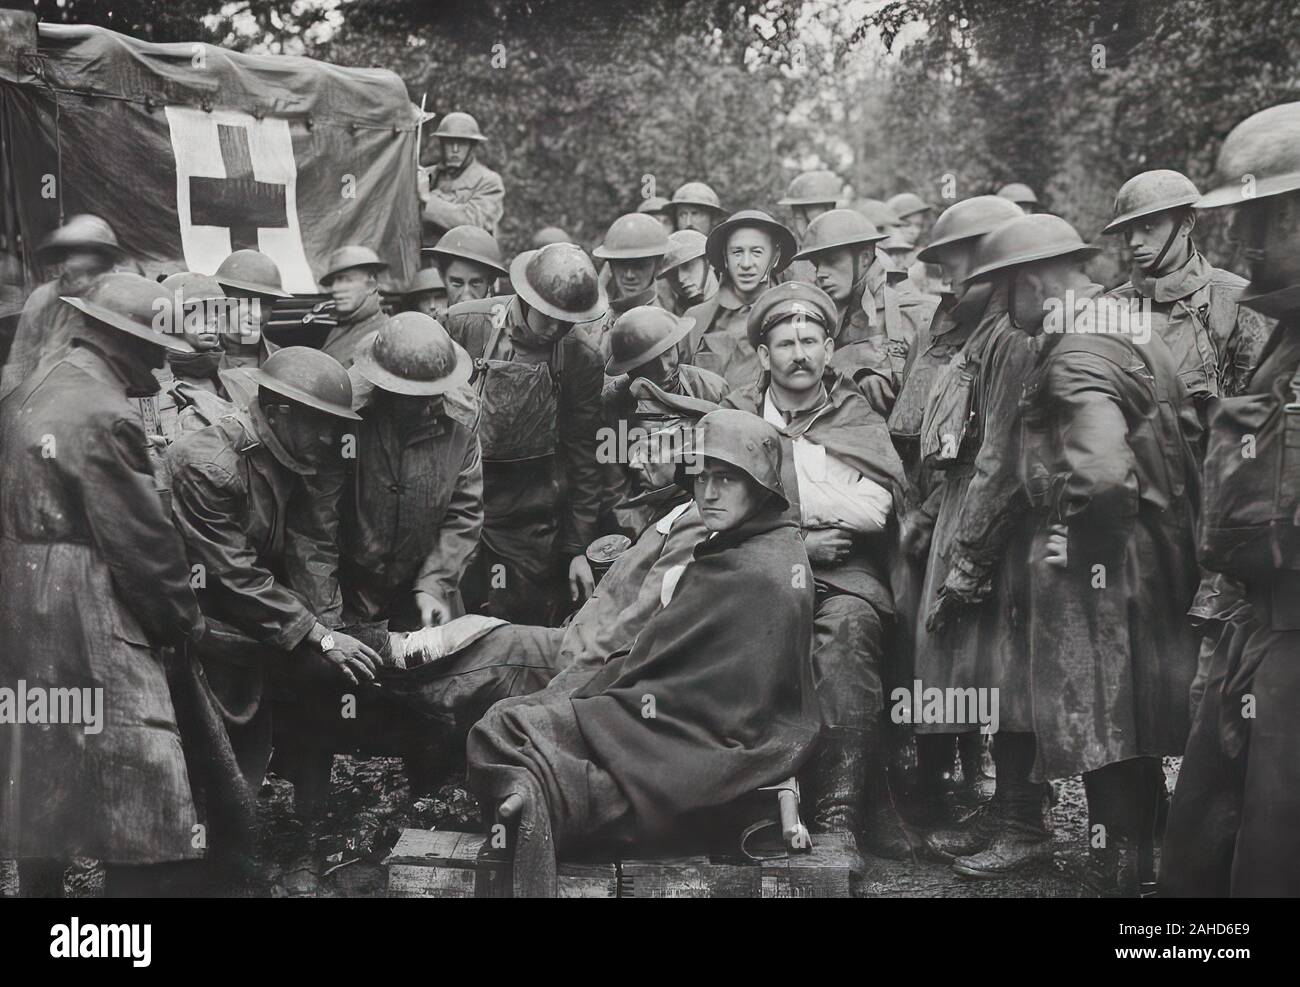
[1102,169,1271,420]
[655,229,718,316]
[444,242,608,625]
[667,181,727,236]
[589,213,670,359]
[792,209,940,415]
[339,313,481,629]
[1163,101,1300,898]
[723,282,913,863]
[779,169,843,285]
[996,182,1040,213]
[886,195,1025,832]
[968,214,1200,894]
[679,210,796,392]
[419,111,505,243]
[0,214,124,401]
[212,249,291,368]
[0,273,207,896]
[154,272,238,440]
[424,225,509,312]
[319,246,390,368]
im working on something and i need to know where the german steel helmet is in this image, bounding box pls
[425,225,508,277]
[887,192,932,219]
[964,214,1100,283]
[354,312,473,396]
[793,208,888,261]
[319,245,388,285]
[670,181,726,215]
[433,111,487,142]
[685,408,788,511]
[918,196,1025,262]
[510,243,608,322]
[996,182,1039,207]
[705,210,798,273]
[593,213,671,261]
[1198,102,1300,208]
[1102,170,1202,234]
[214,249,290,298]
[746,281,838,351]
[779,170,843,207]
[605,305,696,375]
[37,214,124,263]
[61,272,194,352]
[656,230,709,278]
[250,345,361,419]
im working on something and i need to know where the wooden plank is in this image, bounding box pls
[759,833,855,898]
[385,829,510,898]
[620,855,760,898]
[556,861,619,898]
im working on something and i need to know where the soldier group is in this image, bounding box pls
[0,99,1296,898]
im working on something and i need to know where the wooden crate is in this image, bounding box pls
[759,833,856,898]
[557,861,619,898]
[385,830,508,898]
[619,855,761,898]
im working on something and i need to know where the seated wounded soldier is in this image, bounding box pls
[467,409,819,896]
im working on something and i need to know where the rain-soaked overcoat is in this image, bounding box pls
[0,335,206,863]
[1018,287,1201,781]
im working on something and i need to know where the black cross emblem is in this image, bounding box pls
[189,124,288,251]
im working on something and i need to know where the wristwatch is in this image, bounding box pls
[319,633,336,653]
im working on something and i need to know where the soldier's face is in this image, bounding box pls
[443,259,493,308]
[928,241,975,296]
[791,203,833,239]
[759,317,831,394]
[675,206,715,235]
[1124,208,1188,271]
[440,138,473,169]
[1010,264,1057,333]
[811,247,860,303]
[630,344,679,386]
[410,291,447,319]
[669,257,708,301]
[59,248,115,294]
[694,457,767,532]
[611,258,657,296]
[224,288,267,343]
[265,403,342,467]
[181,301,224,351]
[898,214,927,243]
[1231,193,1300,292]
[329,269,377,316]
[726,228,776,295]
[653,213,675,235]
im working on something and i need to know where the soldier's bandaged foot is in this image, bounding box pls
[388,614,507,668]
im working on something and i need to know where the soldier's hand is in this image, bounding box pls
[804,528,853,566]
[323,630,380,686]
[415,590,452,627]
[569,554,596,604]
[899,511,933,559]
[1044,524,1068,569]
[416,165,432,203]
[860,374,896,417]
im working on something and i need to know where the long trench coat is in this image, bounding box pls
[1019,293,1201,781]
[0,338,206,863]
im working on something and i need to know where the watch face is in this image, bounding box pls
[320,634,336,652]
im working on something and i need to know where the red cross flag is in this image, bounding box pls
[1,19,421,293]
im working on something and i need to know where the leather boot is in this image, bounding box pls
[1057,841,1140,898]
[909,733,959,829]
[955,733,995,806]
[924,799,1001,861]
[860,728,925,860]
[950,733,1052,879]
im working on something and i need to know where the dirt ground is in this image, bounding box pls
[1,755,1177,898]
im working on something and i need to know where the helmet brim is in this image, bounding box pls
[963,243,1101,283]
[605,315,695,376]
[319,262,389,288]
[1101,194,1201,234]
[61,296,195,353]
[1196,171,1300,209]
[354,338,474,396]
[592,245,669,262]
[510,252,609,323]
[423,247,508,278]
[247,366,363,420]
[777,195,839,208]
[214,274,293,299]
[792,230,889,262]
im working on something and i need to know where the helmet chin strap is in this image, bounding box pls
[1142,209,1190,274]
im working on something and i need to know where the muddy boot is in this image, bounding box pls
[859,728,924,861]
[955,733,995,807]
[808,726,868,871]
[924,799,1002,861]
[1058,842,1140,898]
[950,732,1051,879]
